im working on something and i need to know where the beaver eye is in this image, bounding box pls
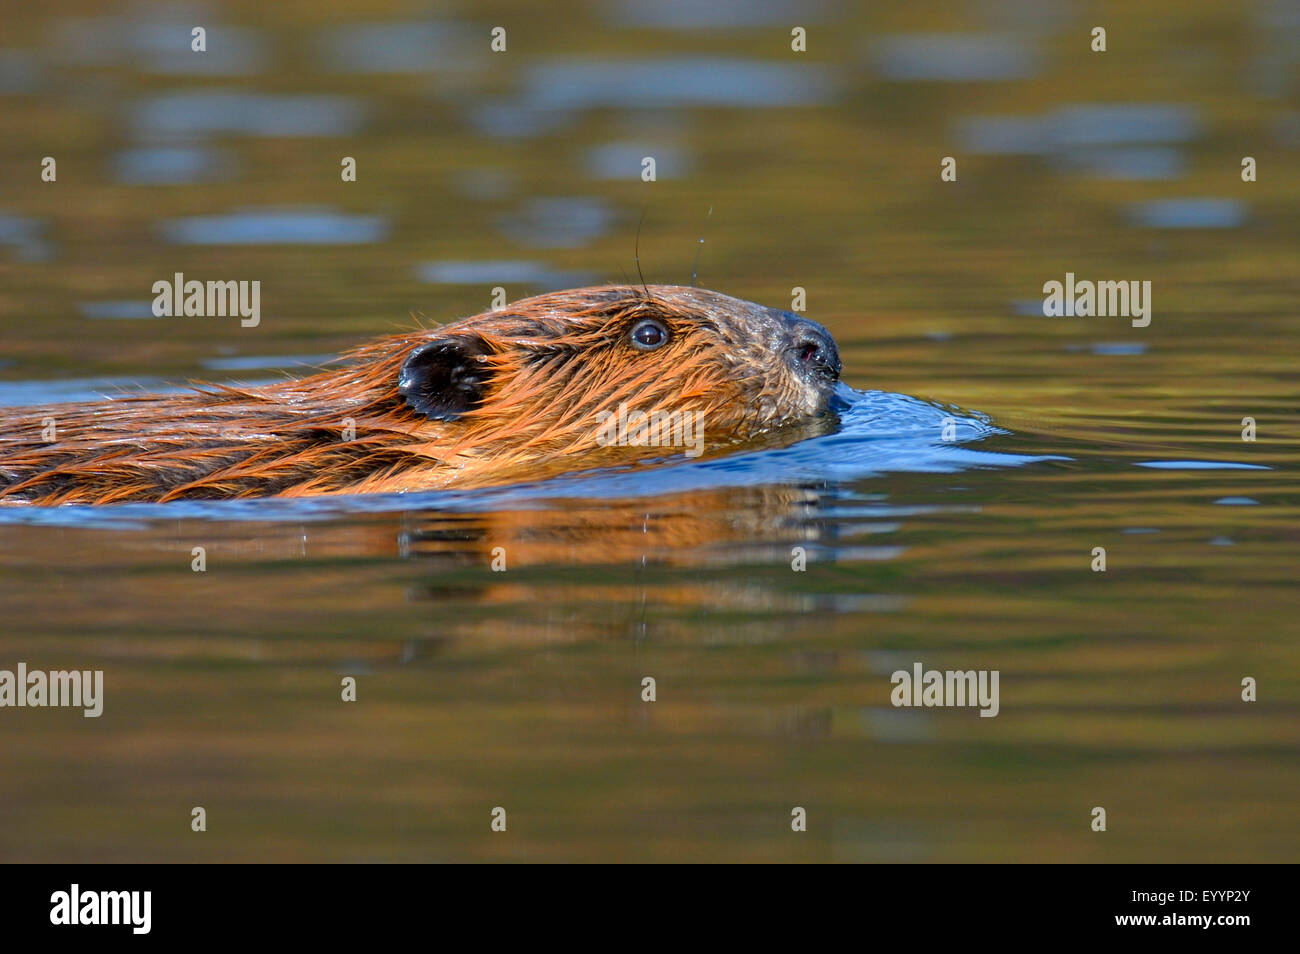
[629,319,669,352]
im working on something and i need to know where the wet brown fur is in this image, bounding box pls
[0,285,837,505]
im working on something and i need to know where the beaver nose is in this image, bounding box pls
[785,315,842,383]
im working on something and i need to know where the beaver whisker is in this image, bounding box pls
[633,208,653,303]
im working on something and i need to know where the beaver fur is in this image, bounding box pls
[0,284,841,505]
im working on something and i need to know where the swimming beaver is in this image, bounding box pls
[0,284,841,505]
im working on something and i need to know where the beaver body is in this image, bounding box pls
[0,285,841,505]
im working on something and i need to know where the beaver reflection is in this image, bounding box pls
[1,285,841,505]
[398,484,832,568]
[393,483,848,653]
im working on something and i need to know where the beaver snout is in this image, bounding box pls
[782,314,842,384]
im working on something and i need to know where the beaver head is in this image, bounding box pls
[0,284,842,503]
[393,283,840,446]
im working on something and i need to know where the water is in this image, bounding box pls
[0,1,1297,863]
[160,207,392,245]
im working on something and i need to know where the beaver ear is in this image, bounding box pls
[398,335,492,421]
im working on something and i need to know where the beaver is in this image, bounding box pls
[0,284,841,505]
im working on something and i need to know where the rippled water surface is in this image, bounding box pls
[1,1,1297,862]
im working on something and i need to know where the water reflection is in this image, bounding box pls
[872,34,1039,81]
[78,301,158,320]
[1126,199,1249,229]
[0,49,42,93]
[605,0,841,29]
[585,142,692,179]
[131,92,367,139]
[112,145,232,185]
[414,260,595,289]
[495,197,618,249]
[0,213,51,262]
[0,376,178,406]
[1051,147,1183,181]
[55,17,269,75]
[958,104,1201,178]
[525,58,838,108]
[200,354,338,372]
[159,207,390,245]
[313,21,480,74]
